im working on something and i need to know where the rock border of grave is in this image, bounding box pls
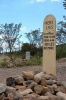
[0,71,66,100]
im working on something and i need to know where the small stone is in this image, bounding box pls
[22,71,35,80]
[56,81,62,86]
[14,95,21,100]
[23,80,33,86]
[31,93,40,98]
[53,80,57,84]
[14,93,23,100]
[0,83,6,93]
[56,92,66,100]
[38,96,49,100]
[44,74,53,80]
[40,78,47,86]
[55,96,61,100]
[15,85,26,90]
[52,84,58,93]
[28,81,37,89]
[6,77,15,87]
[43,87,50,93]
[21,94,37,100]
[47,85,54,94]
[2,97,9,100]
[34,70,41,74]
[34,72,44,83]
[45,92,60,100]
[18,88,33,96]
[0,93,5,100]
[6,86,16,95]
[15,75,24,85]
[62,81,66,88]
[46,79,54,85]
[8,92,14,100]
[58,85,66,93]
[34,85,46,94]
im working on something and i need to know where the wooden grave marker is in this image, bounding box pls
[43,14,56,76]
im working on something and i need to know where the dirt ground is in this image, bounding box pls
[0,60,66,83]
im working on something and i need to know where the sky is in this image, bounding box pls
[0,0,65,43]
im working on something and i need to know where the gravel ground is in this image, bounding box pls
[0,61,66,83]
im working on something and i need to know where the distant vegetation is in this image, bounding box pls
[56,44,66,59]
[0,43,66,68]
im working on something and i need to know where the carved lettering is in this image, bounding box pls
[45,20,53,25]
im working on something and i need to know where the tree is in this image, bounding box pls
[25,28,42,47]
[0,29,4,53]
[63,0,66,20]
[0,23,22,53]
[63,0,66,9]
[56,21,66,44]
[56,0,66,58]
[56,21,66,58]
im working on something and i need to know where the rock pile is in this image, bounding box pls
[0,71,66,100]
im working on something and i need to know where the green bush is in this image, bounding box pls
[24,56,42,66]
[56,44,66,59]
[0,58,7,68]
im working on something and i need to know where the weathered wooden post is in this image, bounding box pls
[43,14,56,76]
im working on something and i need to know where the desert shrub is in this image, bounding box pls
[24,56,42,66]
[56,44,66,59]
[0,58,7,67]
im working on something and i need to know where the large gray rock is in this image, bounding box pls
[0,83,6,93]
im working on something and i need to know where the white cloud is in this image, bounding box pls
[51,0,61,2]
[29,0,61,4]
[30,0,45,4]
[36,0,46,2]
